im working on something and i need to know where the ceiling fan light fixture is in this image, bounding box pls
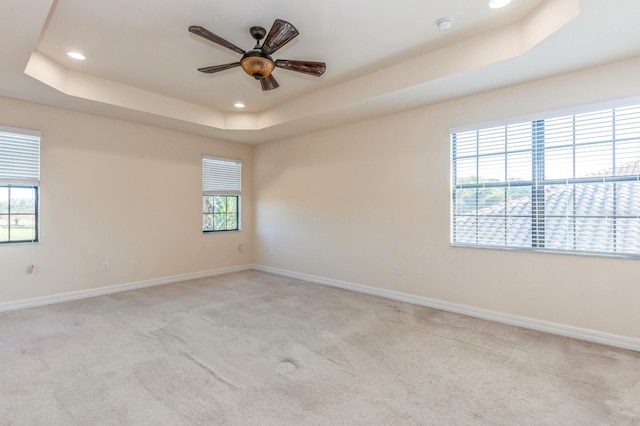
[489,0,512,8]
[240,52,275,79]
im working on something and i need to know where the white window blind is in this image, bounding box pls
[451,103,640,257]
[202,157,241,195]
[0,127,40,185]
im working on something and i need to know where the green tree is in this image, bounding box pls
[455,177,529,214]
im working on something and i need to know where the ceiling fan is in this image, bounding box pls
[189,19,326,91]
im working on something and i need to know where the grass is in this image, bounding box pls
[0,226,36,243]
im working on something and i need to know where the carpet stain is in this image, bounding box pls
[276,357,298,374]
[184,352,240,390]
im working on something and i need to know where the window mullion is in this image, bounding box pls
[7,185,11,242]
[611,109,617,252]
[475,130,480,245]
[572,115,577,250]
[451,133,458,243]
[504,126,508,246]
[532,120,545,248]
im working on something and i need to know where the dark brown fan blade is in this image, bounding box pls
[189,26,246,55]
[197,62,241,74]
[262,19,299,55]
[275,60,326,77]
[260,75,280,91]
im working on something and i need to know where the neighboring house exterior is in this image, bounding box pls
[454,160,640,255]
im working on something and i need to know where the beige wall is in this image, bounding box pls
[254,57,640,339]
[0,97,252,303]
[2,56,639,340]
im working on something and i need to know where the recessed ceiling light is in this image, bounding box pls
[66,51,86,60]
[436,18,453,31]
[234,102,246,109]
[489,0,512,8]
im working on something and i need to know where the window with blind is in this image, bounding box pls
[202,156,241,232]
[451,103,640,257]
[0,127,40,244]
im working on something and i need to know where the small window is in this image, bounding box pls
[202,156,241,232]
[0,127,40,244]
[451,103,640,257]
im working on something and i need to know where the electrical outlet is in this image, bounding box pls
[417,268,423,279]
[102,262,110,271]
[394,266,401,275]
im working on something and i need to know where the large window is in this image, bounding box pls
[0,127,40,244]
[451,103,640,257]
[202,156,241,232]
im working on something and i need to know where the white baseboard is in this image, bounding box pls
[252,264,640,352]
[0,264,252,313]
[3,263,638,352]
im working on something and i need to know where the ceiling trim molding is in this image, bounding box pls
[21,0,579,142]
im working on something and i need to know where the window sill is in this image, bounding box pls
[450,243,640,260]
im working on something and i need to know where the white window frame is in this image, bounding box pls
[0,126,41,244]
[202,156,241,232]
[450,100,640,258]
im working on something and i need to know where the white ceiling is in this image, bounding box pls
[1,0,640,143]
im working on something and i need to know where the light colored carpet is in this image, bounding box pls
[1,270,639,425]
